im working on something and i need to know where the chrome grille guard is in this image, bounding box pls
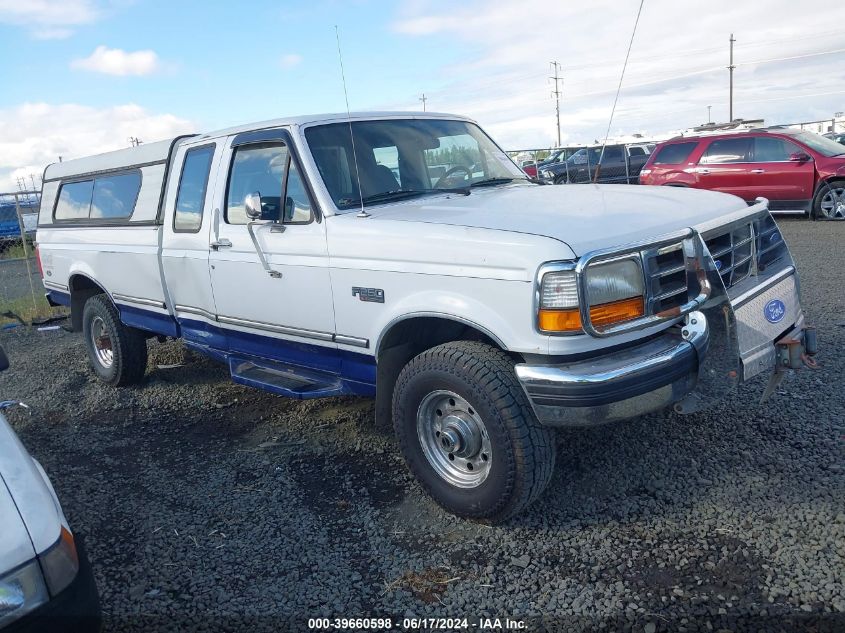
[572,198,775,338]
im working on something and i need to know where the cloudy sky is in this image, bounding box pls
[1,0,843,190]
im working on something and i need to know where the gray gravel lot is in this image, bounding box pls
[0,218,843,632]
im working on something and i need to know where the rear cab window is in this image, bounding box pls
[174,145,215,232]
[652,142,698,165]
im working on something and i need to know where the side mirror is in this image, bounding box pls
[0,345,8,372]
[789,152,811,162]
[244,192,282,222]
[244,192,262,220]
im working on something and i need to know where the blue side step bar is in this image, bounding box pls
[228,356,346,400]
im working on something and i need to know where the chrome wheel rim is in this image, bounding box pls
[90,316,114,368]
[416,390,492,488]
[820,186,845,219]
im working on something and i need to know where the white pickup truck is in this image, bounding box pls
[36,112,817,522]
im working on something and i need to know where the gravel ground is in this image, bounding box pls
[0,218,843,632]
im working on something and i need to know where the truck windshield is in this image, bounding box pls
[304,118,527,210]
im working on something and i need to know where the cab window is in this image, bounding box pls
[226,143,288,225]
[226,142,312,224]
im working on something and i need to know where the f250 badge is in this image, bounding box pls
[352,287,385,303]
[764,299,785,323]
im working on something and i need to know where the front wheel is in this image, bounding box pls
[392,341,556,523]
[812,181,845,220]
[82,294,148,386]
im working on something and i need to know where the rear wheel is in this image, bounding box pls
[392,341,556,523]
[812,181,845,220]
[82,294,148,386]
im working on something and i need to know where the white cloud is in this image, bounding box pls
[71,46,161,76]
[0,0,101,39]
[279,53,303,69]
[389,0,845,148]
[0,103,195,191]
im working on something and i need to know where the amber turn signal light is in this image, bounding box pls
[539,296,645,333]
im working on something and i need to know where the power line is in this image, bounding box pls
[549,61,563,147]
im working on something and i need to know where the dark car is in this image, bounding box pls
[640,128,845,219]
[823,132,845,146]
[539,143,653,184]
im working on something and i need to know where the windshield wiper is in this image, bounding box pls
[342,187,469,208]
[470,177,522,188]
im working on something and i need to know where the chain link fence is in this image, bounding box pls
[0,191,65,327]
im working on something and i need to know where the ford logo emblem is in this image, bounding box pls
[764,299,786,324]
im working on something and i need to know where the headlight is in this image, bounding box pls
[0,561,49,627]
[538,258,645,333]
[540,169,553,179]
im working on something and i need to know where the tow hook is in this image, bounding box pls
[776,326,818,371]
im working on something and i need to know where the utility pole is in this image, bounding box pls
[128,136,143,147]
[29,174,37,191]
[549,61,563,147]
[707,105,712,124]
[728,33,736,122]
[419,94,427,112]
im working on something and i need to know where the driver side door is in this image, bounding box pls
[208,131,337,364]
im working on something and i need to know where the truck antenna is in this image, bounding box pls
[595,0,644,182]
[334,25,369,218]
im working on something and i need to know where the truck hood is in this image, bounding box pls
[369,183,747,255]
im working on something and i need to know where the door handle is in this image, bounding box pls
[698,168,710,175]
[750,169,765,174]
[210,238,232,250]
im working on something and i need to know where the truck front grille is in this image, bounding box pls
[641,212,786,316]
[643,244,688,315]
[704,222,754,289]
[754,214,787,272]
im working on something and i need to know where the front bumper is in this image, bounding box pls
[516,205,817,427]
[7,536,101,633]
[516,328,700,426]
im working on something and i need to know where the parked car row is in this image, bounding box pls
[537,143,655,184]
[520,146,586,178]
[640,127,845,220]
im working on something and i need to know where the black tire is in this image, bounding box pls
[82,294,148,386]
[553,174,569,185]
[811,180,845,220]
[392,341,556,523]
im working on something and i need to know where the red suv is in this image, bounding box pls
[639,128,845,219]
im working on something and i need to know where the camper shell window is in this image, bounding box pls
[54,170,142,222]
